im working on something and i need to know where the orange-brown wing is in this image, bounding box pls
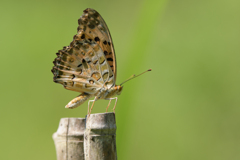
[78,8,117,86]
[52,8,116,93]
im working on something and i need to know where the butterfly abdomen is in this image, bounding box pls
[65,93,93,109]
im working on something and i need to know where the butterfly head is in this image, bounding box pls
[116,85,123,95]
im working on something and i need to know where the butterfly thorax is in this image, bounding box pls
[95,85,123,100]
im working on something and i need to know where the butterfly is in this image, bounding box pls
[51,8,151,115]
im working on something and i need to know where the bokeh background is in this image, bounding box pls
[1,0,240,159]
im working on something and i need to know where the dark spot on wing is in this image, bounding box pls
[58,71,63,75]
[81,34,85,39]
[104,51,108,55]
[108,42,111,45]
[82,59,88,69]
[72,74,75,79]
[88,23,95,29]
[93,60,98,64]
[77,63,82,67]
[107,58,113,61]
[103,40,107,45]
[79,69,82,74]
[100,59,105,64]
[68,48,73,55]
[83,8,88,13]
[94,37,100,42]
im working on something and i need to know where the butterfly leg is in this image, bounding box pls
[88,96,97,117]
[106,99,112,112]
[105,97,118,113]
[88,100,94,115]
[112,97,118,113]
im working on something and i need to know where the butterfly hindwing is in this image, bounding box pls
[52,45,101,94]
[52,36,115,93]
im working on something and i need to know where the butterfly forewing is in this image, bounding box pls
[52,8,116,94]
[77,8,116,85]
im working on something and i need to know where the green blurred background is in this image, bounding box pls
[1,0,240,159]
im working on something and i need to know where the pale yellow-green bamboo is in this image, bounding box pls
[52,118,85,160]
[84,113,117,160]
[53,113,117,160]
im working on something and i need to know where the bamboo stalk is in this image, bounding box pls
[84,112,117,160]
[53,118,86,160]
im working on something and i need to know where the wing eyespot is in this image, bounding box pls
[89,80,94,84]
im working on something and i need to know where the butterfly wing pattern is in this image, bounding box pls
[51,8,123,112]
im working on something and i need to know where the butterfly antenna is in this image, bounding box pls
[120,69,152,86]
